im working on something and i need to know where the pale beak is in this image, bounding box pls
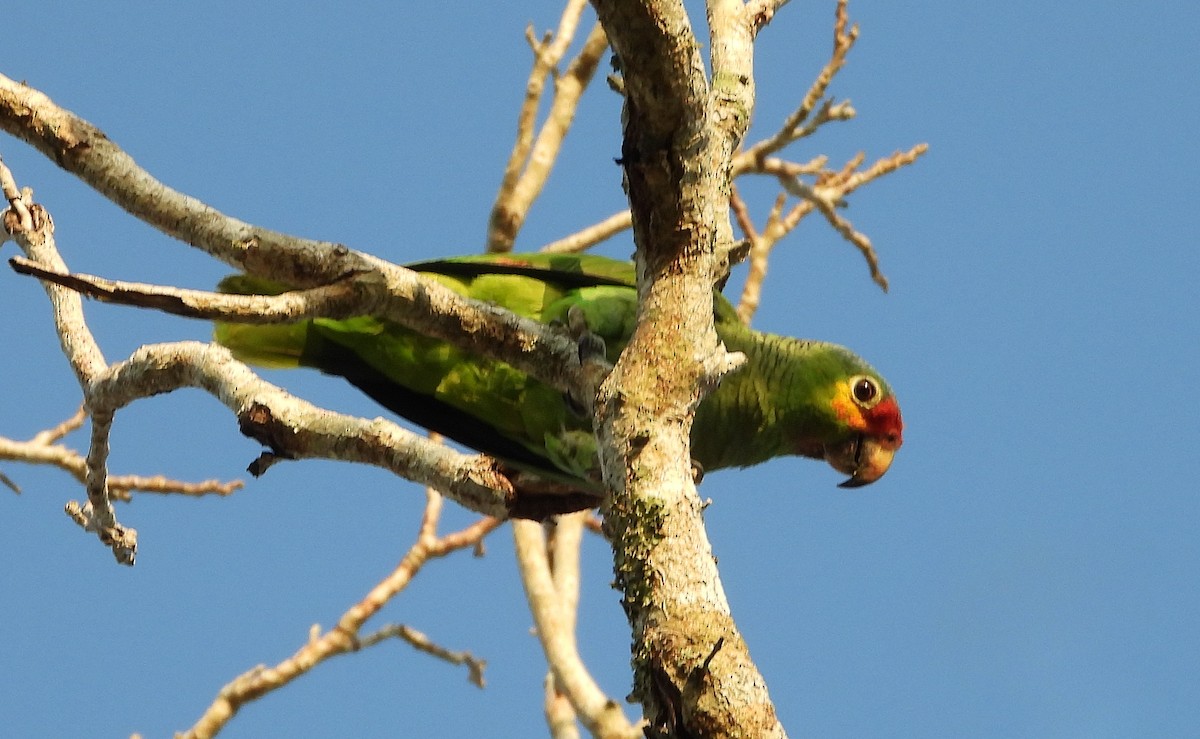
[825,434,898,488]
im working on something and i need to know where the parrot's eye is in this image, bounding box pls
[850,376,880,408]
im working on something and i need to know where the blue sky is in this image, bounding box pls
[3,2,1198,737]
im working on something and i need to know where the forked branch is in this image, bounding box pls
[181,490,501,739]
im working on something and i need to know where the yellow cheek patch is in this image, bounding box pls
[830,383,868,431]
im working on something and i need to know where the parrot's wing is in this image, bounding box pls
[215,255,645,486]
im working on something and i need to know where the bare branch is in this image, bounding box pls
[538,209,633,253]
[587,0,788,734]
[358,624,487,688]
[181,490,501,739]
[745,0,792,36]
[729,183,761,246]
[0,427,241,502]
[8,256,367,322]
[0,470,19,494]
[90,341,520,518]
[0,74,364,284]
[734,92,927,307]
[781,170,886,289]
[497,1,590,207]
[30,405,86,444]
[740,0,859,164]
[0,152,32,231]
[545,672,584,739]
[537,510,625,736]
[489,0,609,251]
[2,164,133,561]
[779,144,928,292]
[514,517,640,738]
[0,76,608,411]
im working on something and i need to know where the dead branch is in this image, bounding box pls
[0,75,607,409]
[539,209,633,254]
[727,0,928,317]
[8,256,367,321]
[514,515,640,738]
[0,423,241,502]
[741,0,859,164]
[180,490,501,739]
[588,0,786,734]
[489,0,609,251]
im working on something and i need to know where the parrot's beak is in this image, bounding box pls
[825,434,897,488]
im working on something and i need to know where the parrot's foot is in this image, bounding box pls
[715,239,751,291]
[566,304,607,362]
[563,304,609,416]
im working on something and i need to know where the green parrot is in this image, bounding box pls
[214,253,902,490]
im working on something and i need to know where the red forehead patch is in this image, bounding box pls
[865,396,904,448]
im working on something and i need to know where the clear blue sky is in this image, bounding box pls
[4,2,1197,737]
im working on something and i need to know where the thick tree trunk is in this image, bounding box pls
[589,1,786,736]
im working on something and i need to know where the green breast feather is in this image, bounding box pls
[215,254,903,488]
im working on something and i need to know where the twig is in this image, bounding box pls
[734,190,786,323]
[1,159,132,562]
[729,184,760,246]
[745,0,792,36]
[582,513,604,537]
[782,170,885,288]
[538,209,633,253]
[733,141,927,311]
[0,429,242,502]
[0,152,33,232]
[513,517,639,738]
[734,153,829,178]
[358,624,487,689]
[488,1,608,251]
[30,406,86,444]
[0,74,605,411]
[495,0,590,221]
[740,0,858,164]
[0,470,20,494]
[723,0,928,303]
[180,490,501,739]
[784,144,927,291]
[8,257,368,322]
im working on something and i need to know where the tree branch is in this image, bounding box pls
[740,0,858,165]
[0,75,607,411]
[181,490,500,739]
[2,172,135,561]
[489,0,609,251]
[515,515,640,738]
[539,209,633,254]
[90,340,541,519]
[0,407,243,500]
[588,0,784,735]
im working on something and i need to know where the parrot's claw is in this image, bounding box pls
[564,391,588,418]
[691,460,706,485]
[563,304,608,414]
[577,333,607,363]
[566,304,607,362]
[715,239,751,291]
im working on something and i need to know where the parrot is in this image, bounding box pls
[214,253,902,491]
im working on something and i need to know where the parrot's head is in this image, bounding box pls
[819,371,903,487]
[777,342,903,487]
